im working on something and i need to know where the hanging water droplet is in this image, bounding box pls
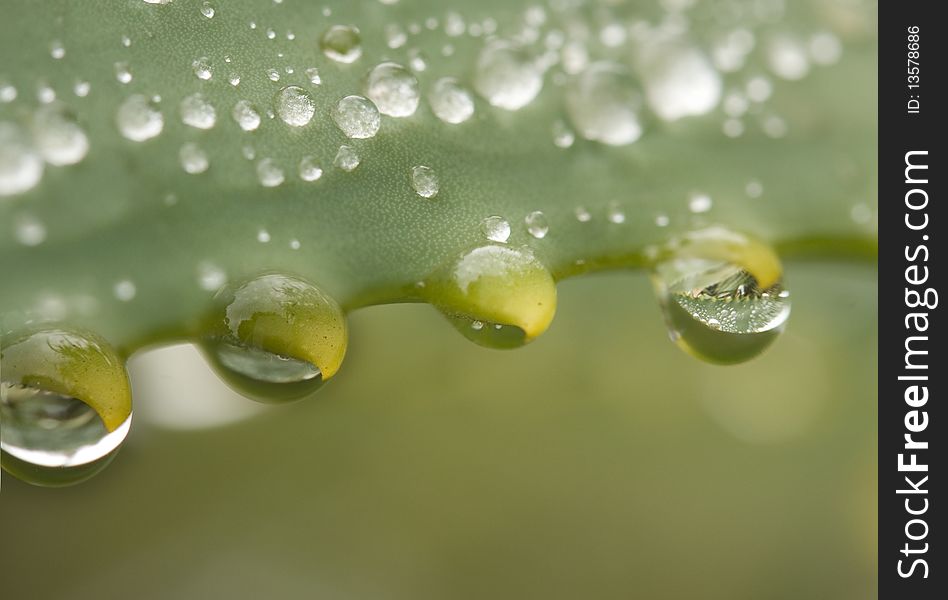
[474,40,543,110]
[116,94,164,142]
[410,165,439,198]
[274,85,315,127]
[365,62,420,117]
[566,61,643,146]
[32,103,90,166]
[331,95,380,138]
[192,56,213,80]
[423,245,557,349]
[650,228,791,364]
[1,328,132,486]
[428,77,475,124]
[0,122,44,197]
[231,99,261,131]
[320,25,362,63]
[179,142,209,174]
[524,211,549,239]
[256,158,284,187]
[180,92,216,129]
[200,273,348,402]
[298,156,323,181]
[334,145,360,171]
[481,216,511,243]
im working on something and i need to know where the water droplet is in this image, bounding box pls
[445,11,466,36]
[651,228,791,364]
[180,92,216,129]
[0,82,17,103]
[115,94,164,142]
[50,40,65,59]
[0,122,44,197]
[305,67,322,85]
[73,80,91,97]
[114,61,132,84]
[192,56,213,80]
[746,76,772,102]
[423,245,556,349]
[274,85,315,127]
[410,165,439,198]
[333,145,360,171]
[331,95,380,138]
[566,62,643,146]
[808,32,842,66]
[474,40,543,110]
[256,158,284,187]
[228,73,241,86]
[197,261,227,290]
[14,213,47,246]
[113,279,137,301]
[200,274,348,402]
[428,77,475,124]
[200,1,215,18]
[37,84,56,105]
[121,35,132,48]
[256,229,271,243]
[32,104,90,166]
[607,203,626,224]
[298,156,323,181]
[574,206,591,222]
[1,328,132,486]
[267,68,281,82]
[385,24,407,49]
[231,99,261,131]
[179,142,209,174]
[637,42,721,121]
[688,192,712,213]
[745,180,763,198]
[551,119,575,148]
[524,211,549,238]
[481,216,511,243]
[320,25,362,63]
[767,34,810,80]
[365,62,420,117]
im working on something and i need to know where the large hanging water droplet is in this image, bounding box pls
[331,95,380,138]
[565,61,643,146]
[199,273,348,403]
[320,25,362,64]
[116,94,164,142]
[1,328,132,486]
[651,228,791,364]
[422,245,557,349]
[274,86,315,127]
[428,77,475,124]
[473,40,543,111]
[365,62,420,117]
[32,103,89,166]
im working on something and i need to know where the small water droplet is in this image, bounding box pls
[385,24,407,49]
[474,40,543,111]
[267,68,281,82]
[256,158,285,187]
[524,211,549,238]
[0,122,44,197]
[179,142,209,174]
[228,73,241,86]
[320,25,362,63]
[334,145,361,171]
[200,1,215,18]
[200,274,348,402]
[566,62,643,146]
[410,165,439,198]
[808,32,842,66]
[365,62,420,117]
[73,80,91,97]
[1,329,132,486]
[256,229,271,243]
[32,103,89,166]
[192,56,213,80]
[14,213,47,246]
[331,95,380,138]
[428,77,475,124]
[197,261,227,290]
[445,11,466,36]
[746,76,773,103]
[745,180,763,198]
[305,67,322,85]
[574,206,591,222]
[231,99,261,131]
[298,156,323,181]
[607,203,626,224]
[638,42,721,121]
[113,279,137,301]
[50,40,65,60]
[551,119,575,148]
[116,94,164,142]
[767,34,810,80]
[0,82,17,103]
[688,192,712,213]
[274,85,315,127]
[481,216,511,243]
[180,93,216,129]
[114,61,133,84]
[651,228,791,364]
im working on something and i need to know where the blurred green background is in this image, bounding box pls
[0,263,876,599]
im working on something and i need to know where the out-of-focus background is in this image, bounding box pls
[0,263,876,599]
